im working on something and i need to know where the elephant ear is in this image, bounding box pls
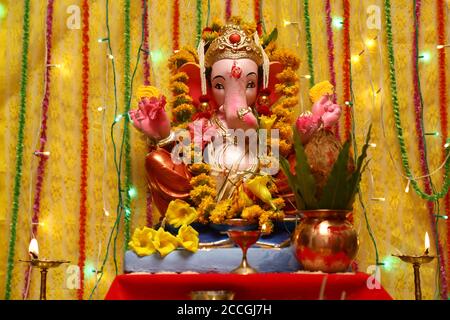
[178,62,216,110]
[266,61,284,105]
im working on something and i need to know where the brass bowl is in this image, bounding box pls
[190,290,235,300]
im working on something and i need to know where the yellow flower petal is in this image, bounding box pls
[259,115,277,130]
[166,199,198,228]
[177,225,199,253]
[128,227,157,257]
[245,175,276,210]
[137,85,160,99]
[153,228,179,257]
[309,81,334,103]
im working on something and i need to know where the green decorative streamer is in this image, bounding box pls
[123,0,132,249]
[303,0,315,87]
[4,0,31,300]
[195,0,202,47]
[384,0,450,201]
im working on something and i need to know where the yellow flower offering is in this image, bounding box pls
[177,225,199,253]
[259,115,277,130]
[245,175,276,210]
[166,199,198,228]
[153,228,180,257]
[137,85,160,99]
[309,81,334,103]
[128,227,157,257]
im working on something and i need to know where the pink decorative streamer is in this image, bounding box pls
[22,0,55,300]
[142,0,150,86]
[142,0,153,226]
[412,0,447,298]
[325,0,339,140]
[225,0,232,22]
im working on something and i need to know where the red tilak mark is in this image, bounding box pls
[231,63,242,79]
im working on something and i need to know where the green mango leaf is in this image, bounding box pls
[292,129,318,209]
[345,125,372,209]
[318,141,351,209]
[263,28,278,47]
[346,159,371,210]
[280,156,305,210]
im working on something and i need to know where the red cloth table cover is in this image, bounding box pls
[105,272,392,300]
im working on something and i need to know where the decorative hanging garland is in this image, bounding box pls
[4,0,31,301]
[141,0,153,227]
[142,0,150,86]
[254,0,262,36]
[436,0,450,284]
[22,0,56,300]
[342,0,351,141]
[225,0,232,22]
[325,0,339,139]
[196,0,203,47]
[384,0,449,298]
[77,0,90,301]
[303,0,315,88]
[172,0,180,51]
[123,0,133,248]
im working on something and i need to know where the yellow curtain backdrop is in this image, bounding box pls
[0,0,448,300]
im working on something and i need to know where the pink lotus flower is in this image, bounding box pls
[296,112,321,145]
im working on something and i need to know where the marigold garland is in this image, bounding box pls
[436,0,450,284]
[302,0,315,87]
[77,0,90,300]
[225,0,232,22]
[4,0,31,301]
[254,0,262,36]
[342,0,351,141]
[325,0,339,139]
[123,0,133,249]
[142,0,150,85]
[173,0,180,51]
[22,0,55,300]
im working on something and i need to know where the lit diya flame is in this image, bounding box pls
[29,238,39,260]
[424,232,430,255]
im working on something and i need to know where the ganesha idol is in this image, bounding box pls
[129,23,342,245]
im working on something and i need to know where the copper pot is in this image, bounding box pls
[292,210,358,273]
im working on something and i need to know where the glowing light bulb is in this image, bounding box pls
[332,16,343,29]
[369,143,377,148]
[107,54,114,60]
[150,50,163,64]
[128,186,138,199]
[98,38,109,43]
[371,197,386,202]
[103,208,110,217]
[437,44,450,49]
[365,38,376,49]
[97,106,104,112]
[283,20,290,27]
[114,114,123,122]
[425,132,439,137]
[301,74,311,79]
[419,51,431,63]
[0,3,7,20]
[351,54,361,64]
[444,142,450,149]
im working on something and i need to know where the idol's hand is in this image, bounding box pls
[129,95,171,140]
